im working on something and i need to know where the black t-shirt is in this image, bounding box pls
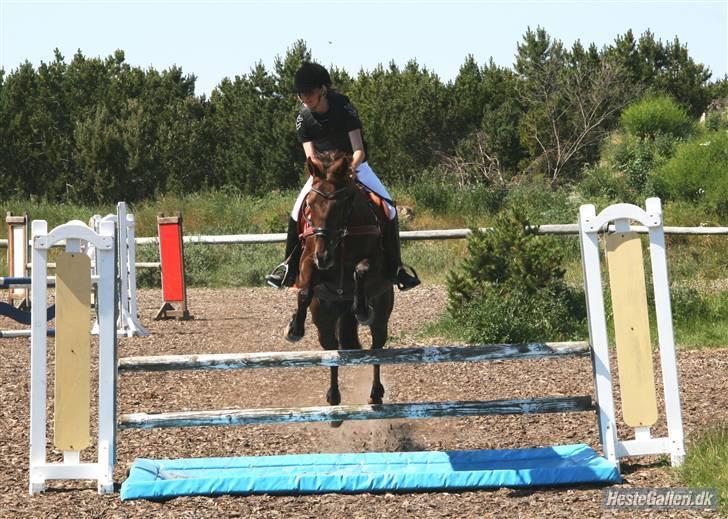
[296,92,368,161]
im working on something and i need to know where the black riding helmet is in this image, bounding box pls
[293,62,332,93]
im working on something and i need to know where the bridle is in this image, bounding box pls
[301,182,381,252]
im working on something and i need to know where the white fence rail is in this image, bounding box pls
[4,225,727,270]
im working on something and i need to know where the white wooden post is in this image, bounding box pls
[90,202,148,337]
[29,220,117,494]
[579,198,684,467]
[578,204,619,467]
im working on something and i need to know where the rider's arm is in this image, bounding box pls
[348,129,365,176]
[302,141,315,158]
[302,141,324,174]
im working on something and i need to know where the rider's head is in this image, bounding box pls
[294,62,331,110]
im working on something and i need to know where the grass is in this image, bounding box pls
[678,425,728,516]
[1,185,726,348]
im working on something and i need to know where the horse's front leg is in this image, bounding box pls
[285,253,315,342]
[352,259,375,325]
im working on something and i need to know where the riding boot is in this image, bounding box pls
[265,217,301,288]
[383,215,421,291]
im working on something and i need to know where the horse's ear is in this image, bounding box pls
[306,156,323,178]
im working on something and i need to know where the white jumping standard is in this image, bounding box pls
[29,219,117,494]
[88,202,149,337]
[28,198,685,495]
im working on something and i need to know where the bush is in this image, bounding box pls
[621,95,693,140]
[446,208,586,343]
[654,131,728,215]
[705,110,728,131]
[578,164,632,203]
[409,178,452,213]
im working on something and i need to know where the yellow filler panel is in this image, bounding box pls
[606,232,658,428]
[54,252,91,451]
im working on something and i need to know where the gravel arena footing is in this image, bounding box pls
[1,286,726,518]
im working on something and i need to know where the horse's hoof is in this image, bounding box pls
[354,304,375,326]
[369,385,385,405]
[326,389,341,406]
[284,320,303,342]
[330,420,343,428]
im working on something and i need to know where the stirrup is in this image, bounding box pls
[265,263,289,289]
[396,264,421,291]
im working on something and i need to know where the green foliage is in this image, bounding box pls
[678,425,728,516]
[0,30,719,204]
[577,164,633,203]
[446,208,586,343]
[704,110,728,130]
[515,27,639,184]
[348,60,449,184]
[503,179,579,224]
[653,131,728,215]
[620,95,693,139]
[671,288,728,348]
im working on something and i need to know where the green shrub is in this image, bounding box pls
[446,208,586,343]
[503,180,578,224]
[409,178,452,214]
[654,131,728,215]
[705,110,728,131]
[621,95,693,140]
[577,164,633,203]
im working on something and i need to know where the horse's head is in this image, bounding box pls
[305,150,356,271]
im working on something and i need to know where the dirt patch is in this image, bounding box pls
[0,285,725,517]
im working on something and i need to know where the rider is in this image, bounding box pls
[266,61,420,291]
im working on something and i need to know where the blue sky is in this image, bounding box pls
[1,0,726,97]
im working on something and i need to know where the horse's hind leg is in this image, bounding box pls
[368,319,387,405]
[368,291,394,405]
[311,300,342,409]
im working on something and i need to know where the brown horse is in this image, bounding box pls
[285,151,394,412]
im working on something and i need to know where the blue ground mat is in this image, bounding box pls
[120,443,620,500]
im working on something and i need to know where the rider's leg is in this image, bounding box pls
[356,163,420,291]
[265,217,301,288]
[383,215,421,291]
[265,178,312,288]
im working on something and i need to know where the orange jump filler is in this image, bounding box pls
[155,214,192,320]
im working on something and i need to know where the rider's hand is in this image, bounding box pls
[348,165,358,180]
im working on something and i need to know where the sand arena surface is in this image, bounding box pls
[0,286,725,517]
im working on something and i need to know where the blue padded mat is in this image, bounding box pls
[120,443,620,500]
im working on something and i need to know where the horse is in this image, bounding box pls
[285,151,394,414]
